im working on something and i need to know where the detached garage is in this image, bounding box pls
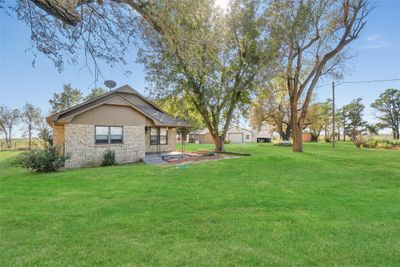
[189,127,254,144]
[227,127,253,143]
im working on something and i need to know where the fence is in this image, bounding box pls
[0,139,45,151]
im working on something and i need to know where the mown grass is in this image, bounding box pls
[1,142,399,266]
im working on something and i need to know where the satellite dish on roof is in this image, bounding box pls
[104,80,117,91]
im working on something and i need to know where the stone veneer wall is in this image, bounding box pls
[64,124,145,168]
[145,128,176,153]
[53,125,65,153]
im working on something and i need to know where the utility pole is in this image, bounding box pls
[332,81,336,148]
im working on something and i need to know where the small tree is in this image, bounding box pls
[343,98,367,135]
[306,100,331,141]
[250,77,291,141]
[49,84,83,113]
[37,121,53,148]
[0,106,20,148]
[21,103,42,149]
[371,88,400,139]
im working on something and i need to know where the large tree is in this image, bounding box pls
[371,88,400,139]
[265,0,371,152]
[137,0,272,151]
[7,0,273,152]
[0,106,21,148]
[21,103,42,149]
[49,84,83,113]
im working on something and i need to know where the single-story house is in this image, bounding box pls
[47,85,189,168]
[188,127,254,144]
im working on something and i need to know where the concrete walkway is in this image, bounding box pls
[144,151,186,165]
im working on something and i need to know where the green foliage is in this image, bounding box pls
[363,138,400,149]
[49,84,83,113]
[251,77,291,140]
[155,94,205,135]
[0,106,21,148]
[342,98,367,136]
[101,149,116,166]
[1,143,400,266]
[21,103,42,148]
[38,127,53,147]
[371,88,400,139]
[306,100,332,141]
[137,0,271,151]
[18,146,67,172]
[223,139,231,144]
[84,87,107,101]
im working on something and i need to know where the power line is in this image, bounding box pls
[337,78,400,86]
[316,78,400,88]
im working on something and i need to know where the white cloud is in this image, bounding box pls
[360,34,392,49]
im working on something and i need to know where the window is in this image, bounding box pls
[95,126,109,144]
[150,128,158,145]
[110,127,123,144]
[149,127,168,145]
[159,127,168,145]
[246,134,250,140]
[95,126,123,144]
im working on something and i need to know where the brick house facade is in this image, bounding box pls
[47,85,188,168]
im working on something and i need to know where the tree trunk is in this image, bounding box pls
[292,125,303,152]
[28,126,32,149]
[283,126,291,141]
[279,127,291,141]
[4,132,10,148]
[214,135,225,152]
[343,119,346,141]
[290,96,303,152]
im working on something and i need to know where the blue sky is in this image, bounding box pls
[1,0,399,136]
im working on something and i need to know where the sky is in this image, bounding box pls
[1,0,400,137]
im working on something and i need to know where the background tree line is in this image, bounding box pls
[0,85,108,149]
[250,87,399,142]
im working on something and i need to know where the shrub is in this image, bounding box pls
[365,139,378,148]
[19,147,67,172]
[351,131,368,148]
[101,149,116,166]
[224,139,231,144]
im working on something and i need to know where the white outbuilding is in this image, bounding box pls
[226,127,254,143]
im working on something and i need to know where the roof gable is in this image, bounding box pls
[47,84,190,127]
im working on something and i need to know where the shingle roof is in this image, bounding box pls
[136,105,189,127]
[47,84,190,127]
[189,129,209,135]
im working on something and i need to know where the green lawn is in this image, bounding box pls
[1,143,399,266]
